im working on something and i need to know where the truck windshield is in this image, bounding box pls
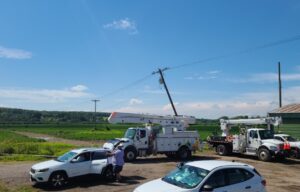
[258,130,274,140]
[162,165,209,189]
[124,129,136,139]
[56,151,77,162]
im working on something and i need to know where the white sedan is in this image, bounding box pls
[134,160,266,192]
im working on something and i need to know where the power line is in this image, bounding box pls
[169,34,300,70]
[100,74,153,98]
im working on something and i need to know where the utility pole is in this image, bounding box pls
[153,68,178,116]
[278,62,282,108]
[91,99,100,129]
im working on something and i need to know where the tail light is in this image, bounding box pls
[261,179,266,186]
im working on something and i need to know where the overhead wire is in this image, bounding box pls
[169,34,300,70]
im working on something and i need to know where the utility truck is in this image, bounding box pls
[103,112,200,162]
[207,117,288,161]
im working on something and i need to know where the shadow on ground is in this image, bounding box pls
[33,175,146,191]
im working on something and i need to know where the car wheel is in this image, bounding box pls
[49,172,68,188]
[216,144,228,156]
[177,146,191,160]
[103,167,114,180]
[258,148,271,162]
[124,147,137,162]
[290,149,300,159]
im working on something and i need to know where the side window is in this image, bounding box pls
[92,152,106,160]
[140,130,146,139]
[205,170,226,189]
[74,152,91,162]
[240,169,254,180]
[250,131,258,139]
[226,168,252,185]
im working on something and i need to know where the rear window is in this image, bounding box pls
[253,168,261,176]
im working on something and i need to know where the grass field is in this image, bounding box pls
[0,129,74,161]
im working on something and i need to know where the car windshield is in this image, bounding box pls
[124,129,136,139]
[283,136,297,142]
[56,151,77,162]
[259,130,274,140]
[162,165,209,189]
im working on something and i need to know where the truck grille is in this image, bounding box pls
[30,168,36,174]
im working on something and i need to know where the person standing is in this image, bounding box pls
[107,143,125,182]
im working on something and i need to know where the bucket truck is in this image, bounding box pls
[103,112,200,162]
[207,117,289,161]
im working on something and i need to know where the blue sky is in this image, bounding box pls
[1,0,300,118]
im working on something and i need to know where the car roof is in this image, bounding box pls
[186,160,253,171]
[71,147,108,154]
[274,134,289,137]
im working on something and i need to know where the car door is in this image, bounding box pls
[224,168,257,192]
[90,151,108,174]
[135,129,148,149]
[248,130,260,149]
[68,152,92,177]
[201,169,233,192]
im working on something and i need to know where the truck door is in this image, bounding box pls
[135,129,148,149]
[248,130,260,149]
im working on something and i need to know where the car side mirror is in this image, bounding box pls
[201,184,213,192]
[177,162,185,169]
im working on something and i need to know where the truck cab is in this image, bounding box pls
[245,128,285,161]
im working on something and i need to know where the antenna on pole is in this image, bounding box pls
[91,99,100,129]
[278,62,282,108]
[153,68,178,116]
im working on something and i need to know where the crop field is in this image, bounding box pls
[1,123,299,142]
[0,129,74,161]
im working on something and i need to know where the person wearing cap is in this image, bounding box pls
[107,143,125,182]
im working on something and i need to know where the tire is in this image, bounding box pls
[216,144,228,156]
[124,146,137,162]
[290,149,300,159]
[177,146,191,160]
[48,171,68,188]
[258,148,271,162]
[103,166,114,181]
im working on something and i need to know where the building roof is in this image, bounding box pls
[270,103,300,114]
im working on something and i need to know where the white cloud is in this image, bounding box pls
[0,46,32,59]
[162,102,179,111]
[129,98,143,105]
[0,85,92,103]
[207,70,221,75]
[70,85,88,92]
[103,18,138,34]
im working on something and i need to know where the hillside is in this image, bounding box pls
[0,107,110,124]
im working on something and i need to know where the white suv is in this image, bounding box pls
[274,134,300,158]
[134,160,266,192]
[30,148,113,188]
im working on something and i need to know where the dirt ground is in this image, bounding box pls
[0,151,299,192]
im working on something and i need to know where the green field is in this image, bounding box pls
[0,129,74,161]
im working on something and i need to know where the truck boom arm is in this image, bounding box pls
[108,112,196,130]
[220,117,281,136]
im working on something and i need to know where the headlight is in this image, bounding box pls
[270,146,278,151]
[37,168,49,172]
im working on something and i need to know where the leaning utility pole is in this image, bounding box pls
[153,68,178,116]
[91,99,100,129]
[278,62,282,108]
